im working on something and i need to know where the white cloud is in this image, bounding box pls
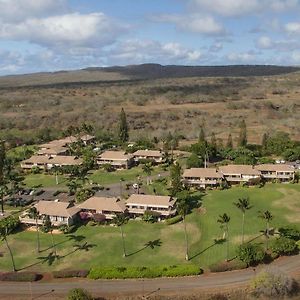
[189,0,300,16]
[152,14,225,35]
[256,36,273,49]
[256,36,300,51]
[285,22,300,34]
[0,12,128,51]
[0,0,68,22]
[226,52,257,63]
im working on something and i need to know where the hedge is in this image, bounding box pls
[0,272,39,282]
[165,215,183,225]
[88,265,203,279]
[209,260,248,273]
[53,269,89,278]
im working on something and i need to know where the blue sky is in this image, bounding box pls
[0,0,300,75]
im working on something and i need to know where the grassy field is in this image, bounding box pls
[0,184,299,272]
[23,165,167,188]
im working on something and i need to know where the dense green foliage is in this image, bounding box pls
[236,243,265,266]
[269,237,298,256]
[209,260,247,272]
[88,265,203,279]
[278,226,300,241]
[186,153,203,168]
[67,288,93,300]
[118,108,129,143]
[53,270,89,278]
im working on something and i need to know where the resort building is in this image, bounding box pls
[20,155,83,170]
[77,196,126,220]
[182,168,223,189]
[97,151,134,169]
[255,164,295,182]
[133,149,164,163]
[219,165,261,184]
[19,201,80,226]
[125,194,176,219]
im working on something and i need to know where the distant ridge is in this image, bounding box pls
[83,63,300,78]
[0,64,299,88]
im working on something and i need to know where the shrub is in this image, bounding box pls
[166,215,183,225]
[53,270,89,278]
[236,243,265,266]
[209,260,247,272]
[278,226,300,241]
[269,237,297,256]
[67,288,93,300]
[0,272,39,282]
[251,268,299,298]
[88,265,203,279]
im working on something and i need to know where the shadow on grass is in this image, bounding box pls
[59,242,97,259]
[67,234,86,243]
[127,239,162,257]
[189,239,225,261]
[39,239,69,253]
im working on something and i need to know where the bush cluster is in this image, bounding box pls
[88,265,202,279]
[0,272,39,282]
[209,260,247,273]
[53,269,89,278]
[269,237,298,256]
[165,215,183,225]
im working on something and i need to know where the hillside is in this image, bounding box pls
[0,64,299,145]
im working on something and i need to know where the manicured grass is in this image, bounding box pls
[89,165,167,185]
[24,174,68,188]
[0,184,299,272]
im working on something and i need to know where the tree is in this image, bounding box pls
[67,288,93,300]
[186,153,203,169]
[0,140,6,213]
[170,162,182,196]
[233,197,252,244]
[176,198,190,261]
[261,132,269,150]
[198,126,206,143]
[237,119,247,147]
[258,210,273,250]
[67,180,82,196]
[112,213,129,257]
[52,165,61,185]
[43,216,57,257]
[28,206,40,253]
[142,163,153,185]
[210,132,217,156]
[0,184,8,214]
[217,213,230,261]
[118,108,129,143]
[0,216,18,272]
[226,133,233,149]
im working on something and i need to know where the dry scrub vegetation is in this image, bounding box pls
[0,71,299,144]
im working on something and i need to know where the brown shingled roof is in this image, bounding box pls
[22,155,83,166]
[255,164,295,172]
[126,194,175,207]
[219,165,260,175]
[183,168,222,178]
[35,201,80,217]
[133,150,162,158]
[99,151,133,160]
[77,196,126,212]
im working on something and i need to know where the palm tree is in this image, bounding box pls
[43,216,57,257]
[142,163,153,185]
[52,165,61,185]
[233,197,252,244]
[0,184,8,214]
[258,210,273,250]
[112,213,128,257]
[176,199,190,261]
[28,206,40,253]
[217,213,231,261]
[0,225,16,272]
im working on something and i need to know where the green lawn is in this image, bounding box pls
[89,165,167,185]
[24,174,68,188]
[0,183,299,272]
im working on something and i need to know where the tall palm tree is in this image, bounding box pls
[217,213,231,261]
[52,165,61,185]
[112,213,128,257]
[43,216,57,257]
[142,163,153,185]
[176,199,190,261]
[0,225,16,272]
[28,206,40,253]
[0,184,8,214]
[233,197,252,244]
[258,210,273,250]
